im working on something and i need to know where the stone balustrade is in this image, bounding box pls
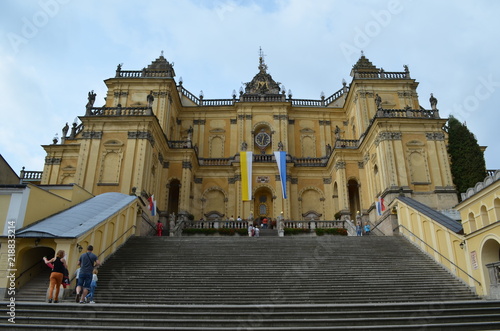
[168,140,191,149]
[88,107,151,116]
[253,154,275,163]
[184,220,249,229]
[293,157,328,167]
[201,99,235,106]
[283,220,345,229]
[291,99,323,107]
[377,108,439,119]
[19,169,43,182]
[354,71,408,79]
[335,139,358,149]
[116,69,174,78]
[198,158,233,166]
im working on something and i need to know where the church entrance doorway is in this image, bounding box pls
[167,179,180,215]
[348,179,361,220]
[253,187,273,226]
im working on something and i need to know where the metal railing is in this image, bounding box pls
[97,225,137,260]
[15,260,46,283]
[397,224,481,286]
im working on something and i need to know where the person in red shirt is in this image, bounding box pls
[262,217,268,229]
[156,220,164,236]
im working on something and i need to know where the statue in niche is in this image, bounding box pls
[429,93,438,110]
[334,125,342,140]
[277,141,284,151]
[375,94,382,109]
[241,141,247,151]
[147,91,155,108]
[326,143,332,156]
[62,122,69,138]
[186,126,193,147]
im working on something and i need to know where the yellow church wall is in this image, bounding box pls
[41,143,81,186]
[458,179,500,233]
[0,197,142,295]
[393,197,500,297]
[42,185,90,203]
[395,201,471,283]
[23,185,71,227]
[0,184,94,248]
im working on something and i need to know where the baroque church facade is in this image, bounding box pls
[40,51,458,224]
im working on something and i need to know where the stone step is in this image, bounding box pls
[3,301,500,330]
[12,235,492,329]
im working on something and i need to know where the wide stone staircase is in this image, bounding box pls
[3,235,500,330]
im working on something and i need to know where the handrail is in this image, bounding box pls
[15,259,46,282]
[68,225,138,284]
[97,225,137,259]
[142,215,157,234]
[396,224,481,286]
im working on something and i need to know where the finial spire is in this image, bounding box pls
[258,47,268,73]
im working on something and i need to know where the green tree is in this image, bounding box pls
[446,116,486,201]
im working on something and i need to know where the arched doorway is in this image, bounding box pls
[481,238,500,297]
[167,179,180,215]
[253,187,273,224]
[17,245,55,290]
[347,179,361,220]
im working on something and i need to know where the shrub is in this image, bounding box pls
[284,228,309,235]
[316,228,347,236]
[182,228,217,235]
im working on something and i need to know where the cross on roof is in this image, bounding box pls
[259,47,266,60]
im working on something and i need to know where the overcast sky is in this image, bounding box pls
[1,0,499,185]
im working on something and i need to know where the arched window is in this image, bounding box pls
[494,198,500,222]
[480,205,490,227]
[374,165,380,194]
[468,212,477,232]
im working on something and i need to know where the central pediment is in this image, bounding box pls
[243,50,282,95]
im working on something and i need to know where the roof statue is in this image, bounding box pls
[430,93,438,110]
[62,122,69,138]
[243,47,281,95]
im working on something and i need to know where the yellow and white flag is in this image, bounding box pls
[240,151,253,201]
